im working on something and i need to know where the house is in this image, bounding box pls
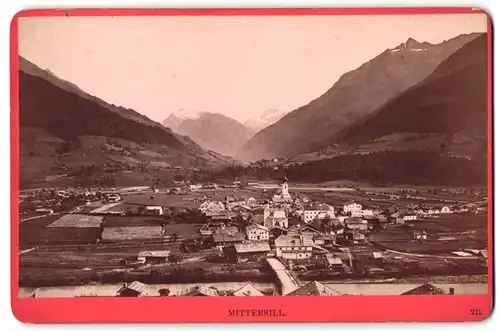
[189,184,202,191]
[289,223,321,234]
[35,208,54,215]
[286,281,343,296]
[313,234,336,248]
[143,206,163,216]
[301,204,335,223]
[245,223,270,241]
[233,283,265,296]
[412,230,428,241]
[275,234,315,260]
[401,284,453,295]
[343,201,362,216]
[400,212,418,221]
[263,207,288,228]
[342,231,366,245]
[345,217,369,231]
[223,242,271,263]
[183,284,220,296]
[211,233,245,249]
[372,252,384,260]
[137,250,170,264]
[246,197,257,205]
[116,281,147,297]
[362,209,375,217]
[325,255,344,272]
[441,205,452,214]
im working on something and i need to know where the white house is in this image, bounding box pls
[245,223,270,241]
[343,202,363,216]
[400,213,418,221]
[441,206,452,214]
[143,206,163,216]
[362,209,375,217]
[301,204,335,223]
[246,197,257,205]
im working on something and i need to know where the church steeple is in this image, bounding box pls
[283,170,288,184]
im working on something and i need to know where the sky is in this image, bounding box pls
[18,14,487,124]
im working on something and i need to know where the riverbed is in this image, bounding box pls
[19,282,487,298]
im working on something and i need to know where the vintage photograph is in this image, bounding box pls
[17,13,489,298]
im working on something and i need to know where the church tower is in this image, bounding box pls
[282,173,289,196]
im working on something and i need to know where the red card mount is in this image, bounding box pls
[10,7,493,323]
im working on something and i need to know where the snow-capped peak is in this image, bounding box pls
[244,108,288,132]
[390,37,433,53]
[162,108,211,132]
[171,108,209,120]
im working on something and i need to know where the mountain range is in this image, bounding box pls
[236,33,482,161]
[337,34,488,153]
[163,109,255,157]
[18,57,233,188]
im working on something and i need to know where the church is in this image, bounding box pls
[272,174,293,203]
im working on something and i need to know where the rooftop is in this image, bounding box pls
[275,234,314,247]
[138,250,171,258]
[233,283,265,296]
[401,284,448,295]
[118,281,147,294]
[246,223,269,231]
[213,232,245,243]
[287,281,343,296]
[232,242,271,253]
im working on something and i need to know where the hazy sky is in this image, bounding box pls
[18,14,487,123]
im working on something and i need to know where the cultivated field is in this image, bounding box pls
[101,226,163,241]
[47,214,104,228]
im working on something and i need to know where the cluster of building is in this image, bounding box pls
[188,175,486,272]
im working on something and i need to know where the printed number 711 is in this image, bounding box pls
[470,308,482,316]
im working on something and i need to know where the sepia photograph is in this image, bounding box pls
[15,11,490,301]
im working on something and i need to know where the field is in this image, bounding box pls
[101,226,163,241]
[370,212,487,254]
[47,214,104,228]
[103,215,164,227]
[19,214,100,248]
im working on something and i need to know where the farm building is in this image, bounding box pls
[223,242,271,263]
[137,250,171,264]
[117,281,147,297]
[341,231,366,245]
[313,234,336,248]
[325,255,344,272]
[287,281,343,296]
[211,233,245,249]
[142,206,164,216]
[345,218,369,231]
[233,283,264,296]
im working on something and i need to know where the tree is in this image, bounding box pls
[158,288,171,297]
[171,233,178,243]
[168,253,183,265]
